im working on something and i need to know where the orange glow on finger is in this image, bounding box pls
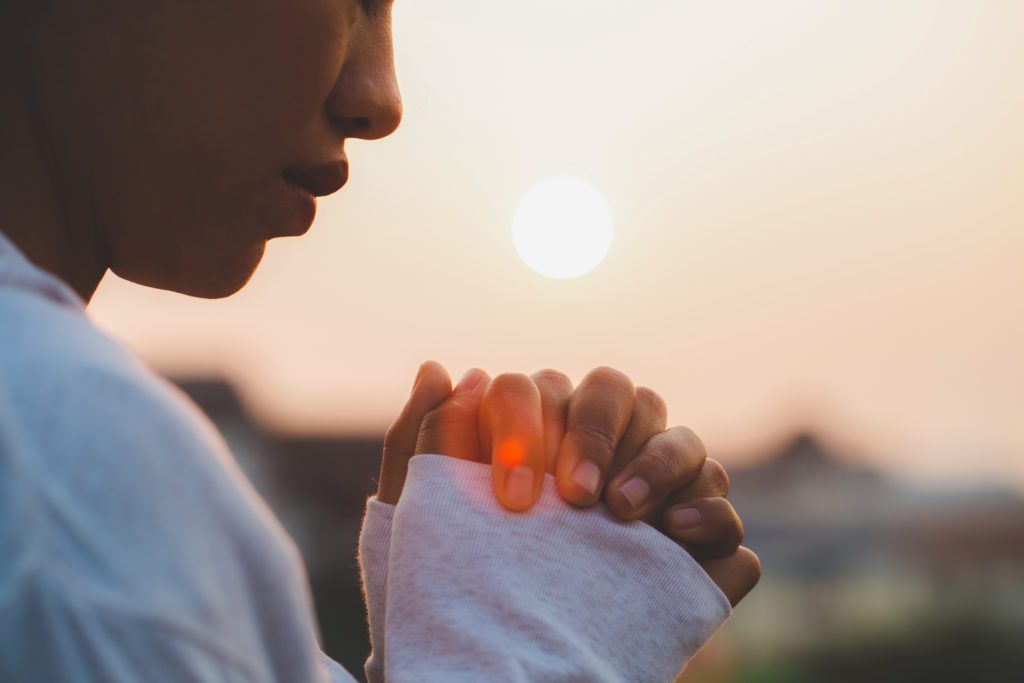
[496,438,527,469]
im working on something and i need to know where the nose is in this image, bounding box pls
[326,28,403,141]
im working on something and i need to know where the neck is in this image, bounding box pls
[0,153,110,303]
[0,225,109,303]
[0,26,110,303]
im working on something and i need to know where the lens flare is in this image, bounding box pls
[496,438,527,469]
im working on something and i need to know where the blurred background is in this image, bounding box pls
[87,1,1023,680]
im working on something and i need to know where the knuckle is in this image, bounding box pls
[491,371,529,385]
[445,389,477,412]
[487,372,535,400]
[584,366,635,395]
[635,386,668,421]
[531,368,573,392]
[724,503,746,547]
[674,425,708,460]
[703,458,731,496]
[574,420,619,456]
[733,524,746,549]
[641,440,687,484]
[420,397,474,430]
[739,547,763,585]
[417,405,447,434]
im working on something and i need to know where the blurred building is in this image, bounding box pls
[711,434,1024,682]
[175,378,383,679]
[175,377,1024,683]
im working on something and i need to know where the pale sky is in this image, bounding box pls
[89,0,1024,489]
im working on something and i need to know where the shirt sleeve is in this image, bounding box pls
[319,652,361,683]
[357,454,731,683]
[356,498,395,683]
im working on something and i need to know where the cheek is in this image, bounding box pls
[80,1,350,293]
[199,0,352,156]
[105,172,307,297]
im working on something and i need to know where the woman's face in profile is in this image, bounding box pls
[10,0,400,297]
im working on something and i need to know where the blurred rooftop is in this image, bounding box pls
[174,376,1024,682]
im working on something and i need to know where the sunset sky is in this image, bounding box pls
[89,0,1023,489]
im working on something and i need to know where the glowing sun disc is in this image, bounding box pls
[512,177,614,279]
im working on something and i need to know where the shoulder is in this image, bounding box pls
[0,284,227,477]
[0,288,299,624]
[0,284,198,433]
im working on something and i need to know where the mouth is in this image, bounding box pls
[283,159,350,197]
[274,158,349,237]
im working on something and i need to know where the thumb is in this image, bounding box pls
[377,361,452,504]
[414,367,492,460]
[480,373,546,512]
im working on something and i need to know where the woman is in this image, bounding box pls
[0,1,760,681]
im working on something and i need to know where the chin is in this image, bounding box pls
[112,240,267,299]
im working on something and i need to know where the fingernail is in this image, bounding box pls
[571,460,601,498]
[455,368,485,392]
[618,477,650,512]
[669,507,703,529]
[505,465,535,508]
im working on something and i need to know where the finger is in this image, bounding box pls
[604,425,707,521]
[530,369,573,474]
[555,367,636,506]
[698,547,762,608]
[662,457,730,506]
[607,386,668,480]
[377,361,453,504]
[663,497,744,561]
[414,367,492,460]
[480,373,546,511]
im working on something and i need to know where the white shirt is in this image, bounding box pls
[0,230,730,682]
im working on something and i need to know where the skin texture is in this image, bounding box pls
[0,1,759,605]
[379,361,761,607]
[0,0,400,299]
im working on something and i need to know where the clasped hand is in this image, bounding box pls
[377,361,761,606]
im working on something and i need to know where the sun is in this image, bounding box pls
[512,177,615,279]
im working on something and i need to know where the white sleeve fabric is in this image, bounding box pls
[319,653,360,683]
[357,454,731,683]
[356,498,395,683]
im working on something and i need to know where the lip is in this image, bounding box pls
[276,159,349,236]
[279,182,318,237]
[283,159,349,197]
